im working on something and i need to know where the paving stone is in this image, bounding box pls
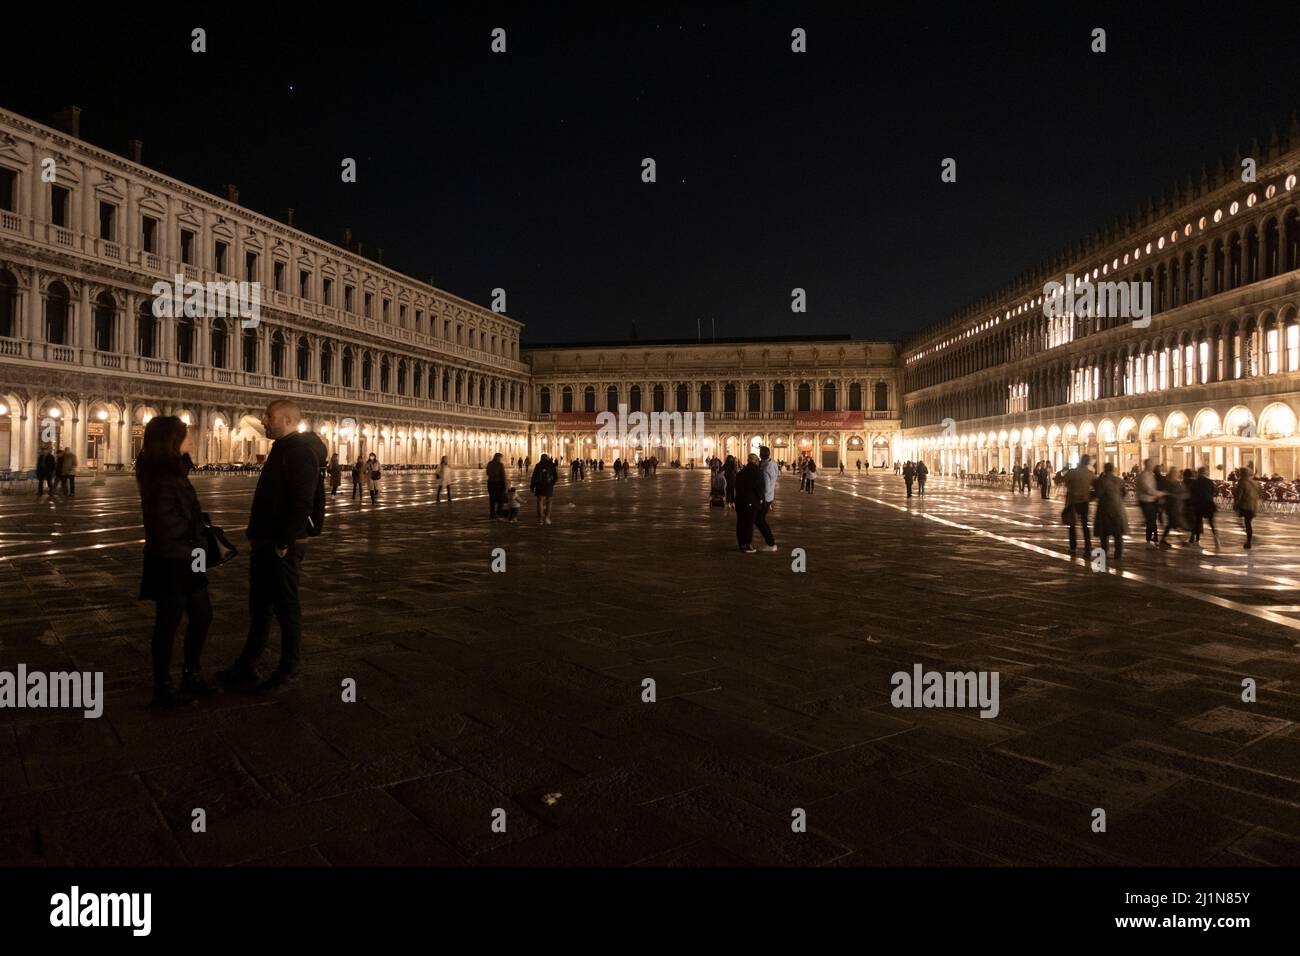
[4,471,1300,865]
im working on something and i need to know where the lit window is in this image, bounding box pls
[1230,201,1239,215]
[1214,209,1223,223]
[1247,193,1257,207]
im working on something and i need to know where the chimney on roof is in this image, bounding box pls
[377,247,384,264]
[53,106,81,139]
[225,184,240,204]
[343,227,352,248]
[285,207,295,227]
[128,139,143,163]
[356,241,363,257]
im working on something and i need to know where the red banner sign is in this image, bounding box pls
[793,411,865,429]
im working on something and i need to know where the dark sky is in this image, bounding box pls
[4,2,1297,346]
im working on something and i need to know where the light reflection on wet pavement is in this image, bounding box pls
[0,468,1297,866]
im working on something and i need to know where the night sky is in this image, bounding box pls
[4,2,1297,346]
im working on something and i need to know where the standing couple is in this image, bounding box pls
[735,446,778,553]
[137,399,327,705]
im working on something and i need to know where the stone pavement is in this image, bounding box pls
[0,467,1298,866]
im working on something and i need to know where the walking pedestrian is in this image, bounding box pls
[1135,458,1161,546]
[723,454,738,508]
[434,455,452,502]
[1092,462,1128,561]
[351,455,364,500]
[487,452,507,519]
[217,399,327,695]
[327,453,342,496]
[365,453,381,504]
[804,458,817,493]
[735,452,764,552]
[1188,465,1219,547]
[903,460,915,497]
[136,415,214,706]
[59,446,78,495]
[1234,465,1261,550]
[1063,454,1095,555]
[35,445,57,496]
[915,460,928,497]
[1156,464,1190,548]
[531,453,556,525]
[756,445,778,551]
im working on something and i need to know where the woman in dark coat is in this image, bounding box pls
[137,416,214,706]
[723,454,738,509]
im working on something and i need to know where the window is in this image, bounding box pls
[176,317,195,364]
[297,337,310,380]
[823,382,837,411]
[629,385,641,413]
[561,386,573,413]
[382,298,390,322]
[699,383,712,413]
[50,185,70,227]
[271,331,286,377]
[540,386,551,414]
[399,304,407,327]
[584,386,595,413]
[653,384,665,412]
[380,356,390,391]
[849,383,862,411]
[242,327,257,372]
[320,342,333,384]
[93,293,115,351]
[342,348,353,387]
[214,241,228,274]
[0,269,17,338]
[365,292,373,316]
[607,385,618,412]
[137,302,157,358]
[98,202,116,241]
[344,286,354,312]
[747,383,760,412]
[773,383,785,413]
[1288,324,1300,372]
[322,277,334,305]
[211,319,229,368]
[142,216,158,253]
[44,281,70,343]
[180,229,195,265]
[299,271,310,298]
[797,382,811,412]
[724,383,736,412]
[273,261,285,291]
[676,383,688,412]
[0,168,15,211]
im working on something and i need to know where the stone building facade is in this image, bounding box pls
[525,337,901,468]
[0,107,530,472]
[900,127,1300,480]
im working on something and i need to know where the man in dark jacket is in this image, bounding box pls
[35,445,57,496]
[735,453,765,552]
[486,453,507,519]
[219,399,326,694]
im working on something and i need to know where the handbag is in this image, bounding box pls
[201,512,238,566]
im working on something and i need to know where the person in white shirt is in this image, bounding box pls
[1134,458,1162,545]
[755,446,778,551]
